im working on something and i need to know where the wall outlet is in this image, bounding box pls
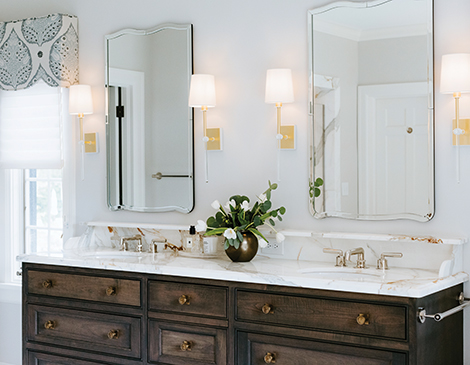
[261,240,284,256]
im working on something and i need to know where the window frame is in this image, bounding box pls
[0,86,75,290]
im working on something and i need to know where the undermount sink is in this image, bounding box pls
[78,249,174,260]
[298,267,386,281]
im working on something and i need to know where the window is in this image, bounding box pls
[24,169,64,254]
[0,82,73,284]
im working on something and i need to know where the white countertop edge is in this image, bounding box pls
[18,254,469,299]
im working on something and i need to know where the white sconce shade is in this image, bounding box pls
[69,84,93,115]
[440,54,470,94]
[188,74,220,183]
[188,74,216,107]
[440,53,470,184]
[265,68,294,104]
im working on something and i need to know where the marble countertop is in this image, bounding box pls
[18,249,469,298]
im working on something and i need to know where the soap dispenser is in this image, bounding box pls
[183,225,201,253]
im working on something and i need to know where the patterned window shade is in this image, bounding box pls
[0,13,78,91]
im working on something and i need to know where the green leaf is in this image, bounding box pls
[315,188,321,197]
[253,216,261,227]
[266,190,271,200]
[271,183,278,190]
[262,201,272,211]
[204,227,227,236]
[278,216,283,221]
[248,227,269,243]
[269,218,275,226]
[233,238,240,249]
[271,210,278,217]
[207,216,219,228]
[224,239,230,250]
[315,177,324,187]
[279,206,286,215]
[236,230,244,242]
[215,211,224,224]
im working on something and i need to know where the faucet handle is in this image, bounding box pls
[134,235,143,252]
[323,248,345,267]
[377,252,403,270]
[149,238,167,253]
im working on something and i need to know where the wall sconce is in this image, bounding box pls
[188,74,221,183]
[440,53,470,183]
[69,84,94,180]
[265,68,295,181]
[265,68,296,150]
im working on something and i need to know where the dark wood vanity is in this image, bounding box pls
[23,263,463,364]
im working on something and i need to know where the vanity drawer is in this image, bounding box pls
[148,320,226,364]
[237,331,406,365]
[148,280,227,318]
[26,304,141,359]
[236,290,407,340]
[27,270,141,307]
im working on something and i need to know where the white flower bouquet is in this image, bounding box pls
[198,181,286,250]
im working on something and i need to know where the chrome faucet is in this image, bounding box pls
[345,247,366,269]
[120,235,143,252]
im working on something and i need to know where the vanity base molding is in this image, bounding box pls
[22,263,463,364]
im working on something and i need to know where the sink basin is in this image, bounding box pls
[77,249,174,261]
[298,267,385,281]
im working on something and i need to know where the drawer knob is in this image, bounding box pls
[180,340,192,351]
[179,295,190,305]
[106,286,117,296]
[108,329,120,339]
[264,352,276,363]
[262,303,274,315]
[357,313,370,326]
[44,320,55,330]
[42,280,53,289]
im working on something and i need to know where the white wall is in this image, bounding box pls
[1,0,470,363]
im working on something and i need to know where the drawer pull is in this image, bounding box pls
[180,340,192,351]
[264,352,276,363]
[179,295,190,305]
[44,320,55,330]
[42,280,53,289]
[357,313,370,326]
[107,329,120,339]
[106,286,117,296]
[262,303,274,315]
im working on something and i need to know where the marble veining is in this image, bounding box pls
[18,222,467,299]
[18,249,468,298]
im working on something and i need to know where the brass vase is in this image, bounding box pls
[225,231,258,262]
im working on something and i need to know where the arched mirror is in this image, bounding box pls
[105,24,194,213]
[308,0,434,221]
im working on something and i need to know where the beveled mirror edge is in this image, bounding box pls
[307,0,435,222]
[105,23,194,214]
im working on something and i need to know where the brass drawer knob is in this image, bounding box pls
[180,340,192,351]
[262,303,274,315]
[179,295,190,305]
[44,320,55,330]
[108,329,120,339]
[264,352,276,363]
[42,280,53,289]
[357,313,370,326]
[106,286,117,296]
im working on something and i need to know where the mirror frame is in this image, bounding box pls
[308,0,434,222]
[105,23,194,213]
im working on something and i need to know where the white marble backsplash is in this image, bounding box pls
[65,222,465,278]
